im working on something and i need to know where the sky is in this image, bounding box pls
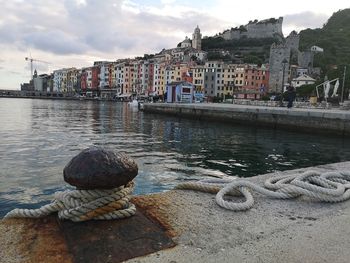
[0,0,349,90]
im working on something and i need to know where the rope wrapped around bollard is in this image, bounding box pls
[4,147,139,222]
[4,182,136,221]
[175,170,350,211]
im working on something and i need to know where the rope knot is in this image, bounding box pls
[4,181,136,222]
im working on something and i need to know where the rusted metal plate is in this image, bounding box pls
[58,210,176,263]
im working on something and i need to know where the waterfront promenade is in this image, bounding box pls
[128,161,350,263]
[142,103,350,136]
[1,161,349,262]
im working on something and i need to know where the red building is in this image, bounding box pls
[80,70,88,92]
[91,66,100,90]
[242,65,269,99]
[147,63,154,95]
[108,63,114,88]
[80,66,100,96]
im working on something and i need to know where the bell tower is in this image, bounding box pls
[192,25,202,50]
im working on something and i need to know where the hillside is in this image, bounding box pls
[201,17,283,64]
[299,8,350,81]
[201,37,278,64]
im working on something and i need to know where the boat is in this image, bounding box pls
[128,99,139,108]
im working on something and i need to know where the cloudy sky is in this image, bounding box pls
[0,0,349,90]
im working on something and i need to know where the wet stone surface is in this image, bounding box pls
[63,147,138,189]
[59,209,175,263]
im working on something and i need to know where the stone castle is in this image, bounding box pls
[214,16,320,93]
[268,30,322,93]
[216,17,284,40]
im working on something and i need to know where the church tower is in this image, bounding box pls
[192,25,202,50]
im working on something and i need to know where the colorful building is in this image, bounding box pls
[166,81,194,103]
[239,65,269,99]
[192,65,205,92]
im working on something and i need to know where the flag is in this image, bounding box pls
[324,81,331,98]
[332,80,339,97]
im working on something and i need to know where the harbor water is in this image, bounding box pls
[1,98,350,217]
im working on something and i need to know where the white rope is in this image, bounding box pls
[176,170,350,211]
[4,182,136,222]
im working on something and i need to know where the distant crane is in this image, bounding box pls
[25,56,51,80]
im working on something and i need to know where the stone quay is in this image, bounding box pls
[142,103,350,136]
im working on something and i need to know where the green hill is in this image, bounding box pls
[201,37,277,64]
[299,8,350,82]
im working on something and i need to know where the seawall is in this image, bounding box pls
[142,103,350,136]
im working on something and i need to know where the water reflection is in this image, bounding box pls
[0,98,350,217]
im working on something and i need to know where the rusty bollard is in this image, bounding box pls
[4,147,139,221]
[58,147,139,221]
[63,147,138,189]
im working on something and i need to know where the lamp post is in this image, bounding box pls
[280,58,288,106]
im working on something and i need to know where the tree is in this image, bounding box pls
[296,84,317,97]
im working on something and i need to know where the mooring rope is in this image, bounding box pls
[176,170,350,211]
[4,182,136,222]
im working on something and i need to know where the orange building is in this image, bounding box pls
[241,65,269,99]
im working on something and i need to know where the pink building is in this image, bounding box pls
[241,65,269,99]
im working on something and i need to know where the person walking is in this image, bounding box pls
[287,86,296,108]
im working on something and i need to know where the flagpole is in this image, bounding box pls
[341,65,346,103]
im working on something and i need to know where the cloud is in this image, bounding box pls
[0,0,225,57]
[8,70,22,75]
[283,11,329,30]
[23,30,89,55]
[24,61,50,73]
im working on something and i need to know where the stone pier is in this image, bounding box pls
[142,103,350,136]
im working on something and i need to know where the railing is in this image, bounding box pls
[229,99,334,109]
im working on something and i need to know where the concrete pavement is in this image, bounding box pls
[128,161,350,263]
[1,161,350,263]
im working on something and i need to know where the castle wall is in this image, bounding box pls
[298,51,314,69]
[268,44,290,93]
[218,17,283,40]
[285,32,300,53]
[245,21,283,39]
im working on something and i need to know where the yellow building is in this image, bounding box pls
[222,64,235,96]
[66,68,80,94]
[158,63,175,96]
[234,65,245,90]
[192,65,205,92]
[123,63,133,95]
[174,63,191,82]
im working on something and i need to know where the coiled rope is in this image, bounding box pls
[4,182,136,222]
[176,170,350,211]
